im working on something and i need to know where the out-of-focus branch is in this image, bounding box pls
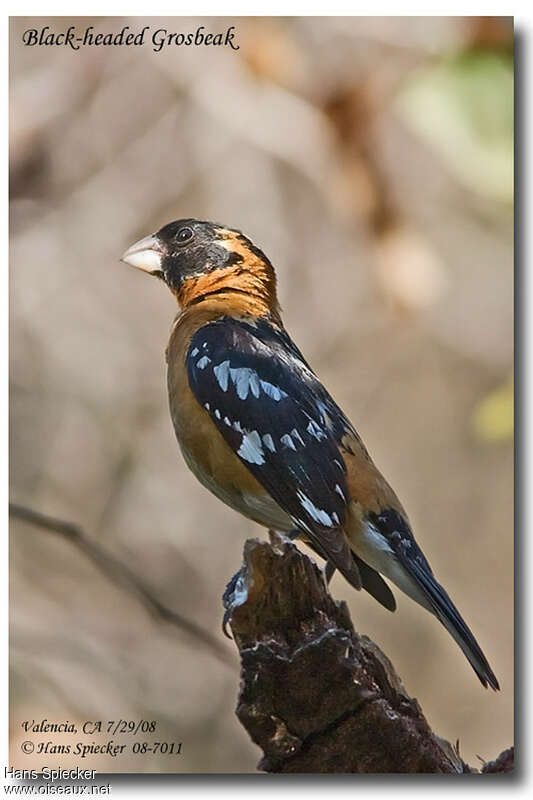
[9,502,233,667]
[224,531,513,774]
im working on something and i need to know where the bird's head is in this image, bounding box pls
[122,218,280,319]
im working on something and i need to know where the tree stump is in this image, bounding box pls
[223,531,513,774]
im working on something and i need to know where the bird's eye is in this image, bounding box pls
[176,226,194,244]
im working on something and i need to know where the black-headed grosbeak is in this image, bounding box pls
[122,218,499,691]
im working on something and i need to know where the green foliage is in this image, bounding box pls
[397,51,513,203]
[472,378,514,443]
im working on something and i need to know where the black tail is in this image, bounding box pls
[368,510,500,690]
[408,558,500,690]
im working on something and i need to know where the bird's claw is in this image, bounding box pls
[222,568,244,639]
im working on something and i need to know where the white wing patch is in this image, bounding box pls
[335,483,346,501]
[237,430,265,465]
[212,360,286,403]
[296,490,335,527]
[262,433,276,452]
[291,428,305,446]
[280,433,296,451]
[259,380,287,401]
[229,367,261,400]
[307,419,327,441]
[214,360,230,391]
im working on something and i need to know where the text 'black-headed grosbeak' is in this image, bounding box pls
[122,218,499,691]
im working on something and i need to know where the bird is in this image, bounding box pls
[122,218,499,691]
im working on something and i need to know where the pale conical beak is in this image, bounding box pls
[121,234,164,274]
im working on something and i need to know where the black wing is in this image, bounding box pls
[186,317,362,589]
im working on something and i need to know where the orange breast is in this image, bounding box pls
[165,304,290,530]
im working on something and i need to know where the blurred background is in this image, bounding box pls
[9,16,513,773]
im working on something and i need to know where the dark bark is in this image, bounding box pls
[481,747,515,774]
[223,531,513,774]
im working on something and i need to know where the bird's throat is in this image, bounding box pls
[175,265,281,322]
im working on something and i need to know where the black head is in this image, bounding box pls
[121,218,250,292]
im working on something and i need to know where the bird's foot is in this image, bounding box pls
[285,528,336,584]
[222,570,241,639]
[222,565,250,639]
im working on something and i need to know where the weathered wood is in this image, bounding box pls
[224,531,512,774]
